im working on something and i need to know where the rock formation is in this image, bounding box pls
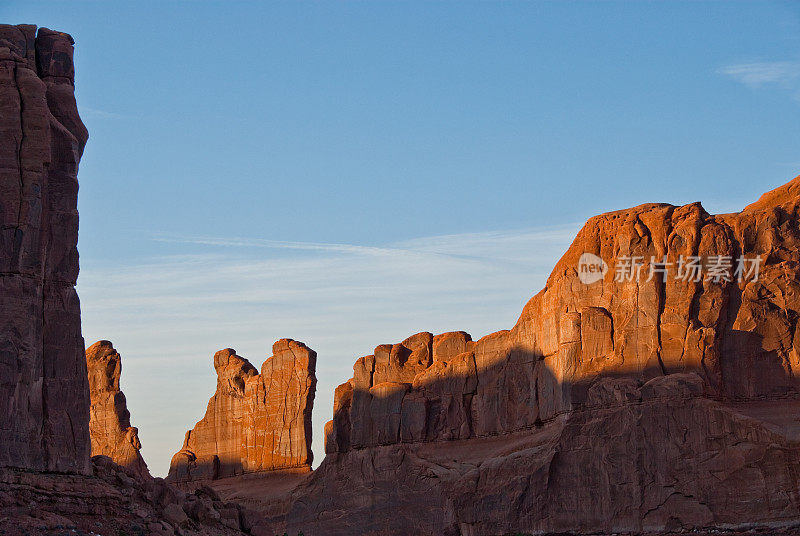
[168,340,316,484]
[6,20,800,536]
[0,455,266,535]
[0,24,90,473]
[86,340,150,480]
[278,175,800,535]
[0,24,272,535]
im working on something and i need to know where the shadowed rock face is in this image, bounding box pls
[167,339,316,484]
[0,24,90,473]
[1,454,265,534]
[86,341,150,480]
[282,175,800,536]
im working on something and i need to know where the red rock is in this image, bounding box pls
[288,175,800,535]
[0,24,90,474]
[0,24,261,534]
[162,503,189,527]
[7,21,800,536]
[324,380,353,454]
[167,340,316,484]
[0,455,259,534]
[324,176,800,453]
[86,341,150,480]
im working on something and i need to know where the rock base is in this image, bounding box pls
[0,456,264,535]
[284,377,800,536]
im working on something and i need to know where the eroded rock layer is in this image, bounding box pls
[167,340,316,484]
[284,176,800,535]
[0,455,262,535]
[86,340,150,480]
[293,375,800,536]
[0,24,90,473]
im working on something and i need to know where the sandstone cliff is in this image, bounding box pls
[0,25,268,535]
[86,340,150,480]
[325,177,800,455]
[167,340,316,484]
[0,24,90,473]
[280,175,800,536]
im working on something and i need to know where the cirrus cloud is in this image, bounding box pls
[719,61,800,89]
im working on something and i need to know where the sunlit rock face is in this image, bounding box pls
[324,176,800,453]
[0,24,90,473]
[167,339,316,484]
[283,176,800,536]
[86,341,150,480]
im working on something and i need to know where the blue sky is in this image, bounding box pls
[3,1,799,476]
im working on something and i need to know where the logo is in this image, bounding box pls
[578,253,607,284]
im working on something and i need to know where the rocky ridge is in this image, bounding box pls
[324,177,800,457]
[279,175,800,535]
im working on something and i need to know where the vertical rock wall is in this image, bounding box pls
[167,339,316,484]
[0,24,89,473]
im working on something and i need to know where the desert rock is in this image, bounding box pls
[323,176,800,455]
[86,340,150,479]
[0,24,90,474]
[0,24,263,534]
[291,375,800,536]
[167,339,316,484]
[0,455,258,535]
[286,175,800,535]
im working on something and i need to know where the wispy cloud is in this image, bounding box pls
[78,225,579,477]
[79,106,123,119]
[153,224,579,266]
[152,234,402,257]
[718,61,800,89]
